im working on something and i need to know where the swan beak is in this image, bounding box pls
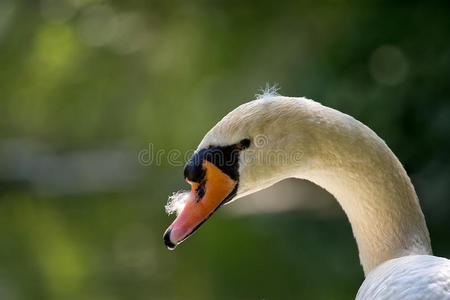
[163,161,237,250]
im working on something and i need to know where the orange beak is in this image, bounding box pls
[163,161,237,250]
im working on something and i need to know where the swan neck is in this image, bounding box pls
[293,109,432,274]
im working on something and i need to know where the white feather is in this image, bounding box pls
[165,190,190,215]
[357,255,450,299]
[254,82,280,100]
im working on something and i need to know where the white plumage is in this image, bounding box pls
[357,255,450,299]
[194,95,450,299]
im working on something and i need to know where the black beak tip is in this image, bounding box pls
[163,228,176,250]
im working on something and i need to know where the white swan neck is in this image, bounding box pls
[298,110,432,275]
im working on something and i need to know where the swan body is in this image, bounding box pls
[164,94,450,299]
[357,255,450,299]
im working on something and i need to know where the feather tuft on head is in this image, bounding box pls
[255,82,281,100]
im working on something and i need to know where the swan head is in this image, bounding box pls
[163,96,317,249]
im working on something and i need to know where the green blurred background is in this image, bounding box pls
[1,1,450,299]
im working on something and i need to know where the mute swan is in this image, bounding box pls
[163,93,450,299]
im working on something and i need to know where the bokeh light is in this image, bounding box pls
[369,45,409,85]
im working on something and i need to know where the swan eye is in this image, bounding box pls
[237,138,251,150]
[196,181,206,201]
[184,162,205,183]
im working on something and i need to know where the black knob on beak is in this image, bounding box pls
[163,228,176,250]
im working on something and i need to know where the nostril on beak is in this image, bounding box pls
[163,228,176,250]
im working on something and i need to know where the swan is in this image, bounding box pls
[162,92,450,299]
